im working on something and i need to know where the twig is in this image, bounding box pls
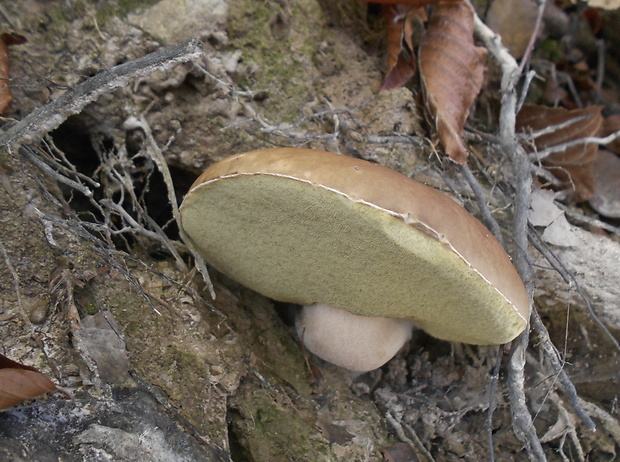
[594,39,606,104]
[516,0,547,77]
[127,116,216,300]
[459,164,504,245]
[530,130,620,161]
[528,226,620,354]
[367,134,426,146]
[553,200,620,235]
[529,309,596,431]
[520,114,590,140]
[385,412,435,462]
[516,70,537,114]
[473,8,545,461]
[0,39,203,149]
[508,331,547,460]
[21,145,95,197]
[193,61,260,99]
[486,346,503,462]
[550,394,585,462]
[0,241,32,329]
[577,398,620,445]
[531,164,563,187]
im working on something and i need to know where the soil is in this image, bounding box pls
[0,1,618,461]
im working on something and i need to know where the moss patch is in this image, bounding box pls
[227,0,331,123]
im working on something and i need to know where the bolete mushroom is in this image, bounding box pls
[179,148,529,372]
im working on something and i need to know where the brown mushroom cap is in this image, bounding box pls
[180,148,529,345]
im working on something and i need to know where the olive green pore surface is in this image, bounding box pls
[181,173,525,345]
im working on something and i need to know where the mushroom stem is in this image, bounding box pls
[296,303,415,372]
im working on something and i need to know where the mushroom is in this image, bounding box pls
[179,148,529,372]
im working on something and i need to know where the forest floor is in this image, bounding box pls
[0,1,619,461]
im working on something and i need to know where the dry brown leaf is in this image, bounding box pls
[419,1,487,164]
[486,0,540,59]
[380,5,419,90]
[355,0,461,90]
[517,104,604,202]
[0,354,59,410]
[0,33,27,117]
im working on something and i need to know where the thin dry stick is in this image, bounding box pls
[477,6,604,452]
[130,115,215,300]
[521,114,590,140]
[531,130,620,161]
[486,346,503,462]
[528,226,619,354]
[577,398,620,445]
[554,200,620,235]
[21,146,95,197]
[472,7,546,461]
[549,393,586,462]
[459,164,504,245]
[529,309,596,430]
[385,412,435,462]
[0,241,32,330]
[0,39,203,150]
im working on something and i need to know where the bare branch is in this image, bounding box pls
[127,116,216,300]
[473,6,545,460]
[0,39,203,149]
[459,164,504,245]
[531,130,620,161]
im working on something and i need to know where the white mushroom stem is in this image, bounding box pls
[296,303,415,372]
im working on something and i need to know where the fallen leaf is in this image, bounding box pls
[418,1,487,164]
[380,5,419,91]
[517,104,603,202]
[355,0,461,90]
[0,354,59,410]
[589,149,620,218]
[0,33,27,117]
[72,311,131,384]
[528,189,581,246]
[486,0,540,59]
[528,189,564,227]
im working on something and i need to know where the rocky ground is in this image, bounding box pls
[0,1,618,461]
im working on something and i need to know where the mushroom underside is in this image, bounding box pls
[180,173,526,345]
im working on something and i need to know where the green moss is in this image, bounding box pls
[230,383,332,461]
[227,0,332,123]
[538,39,562,63]
[95,0,160,26]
